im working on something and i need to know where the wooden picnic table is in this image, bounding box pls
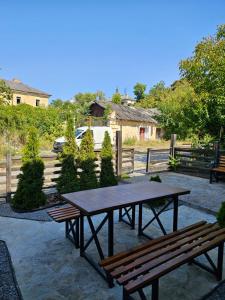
[62,181,190,282]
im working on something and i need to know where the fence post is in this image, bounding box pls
[170,134,177,157]
[214,141,220,165]
[131,148,134,172]
[6,151,12,203]
[146,148,150,173]
[116,131,122,176]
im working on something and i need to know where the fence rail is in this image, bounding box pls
[0,147,134,201]
[174,147,219,175]
[146,148,170,173]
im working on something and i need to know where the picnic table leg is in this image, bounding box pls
[217,242,224,281]
[173,196,178,232]
[138,203,143,236]
[152,279,159,300]
[108,210,114,257]
[80,214,84,257]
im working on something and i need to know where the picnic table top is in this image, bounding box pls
[62,181,190,215]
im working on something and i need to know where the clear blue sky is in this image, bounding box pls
[1,0,225,101]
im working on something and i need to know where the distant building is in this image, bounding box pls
[120,94,136,106]
[90,101,163,141]
[2,78,51,107]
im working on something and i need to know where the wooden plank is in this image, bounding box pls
[125,232,225,293]
[114,225,221,281]
[63,181,190,215]
[104,223,213,272]
[120,228,225,286]
[101,221,206,267]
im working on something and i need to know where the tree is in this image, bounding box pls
[133,82,147,101]
[0,80,12,104]
[100,132,117,187]
[12,128,46,210]
[136,81,167,108]
[180,24,225,137]
[56,114,80,193]
[156,80,203,139]
[79,128,98,190]
[112,92,122,104]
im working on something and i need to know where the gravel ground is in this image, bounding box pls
[0,203,52,222]
[201,280,225,299]
[0,241,22,300]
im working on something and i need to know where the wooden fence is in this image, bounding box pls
[0,147,134,201]
[146,148,170,173]
[174,146,225,176]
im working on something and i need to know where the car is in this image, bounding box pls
[53,126,114,152]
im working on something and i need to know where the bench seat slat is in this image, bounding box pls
[48,205,80,223]
[103,222,210,272]
[116,226,224,284]
[124,232,225,294]
[100,221,206,268]
[112,224,220,279]
[51,213,80,222]
[48,208,79,217]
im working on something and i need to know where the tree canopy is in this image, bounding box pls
[180,24,225,137]
[0,80,12,104]
[133,82,147,101]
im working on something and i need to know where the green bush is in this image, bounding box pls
[100,132,117,187]
[149,175,162,183]
[217,202,225,228]
[12,128,46,210]
[57,115,80,193]
[168,155,180,171]
[149,175,166,207]
[79,129,98,190]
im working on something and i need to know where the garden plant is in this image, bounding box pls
[12,128,46,210]
[57,114,80,193]
[100,131,117,187]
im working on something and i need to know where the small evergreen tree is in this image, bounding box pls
[56,114,80,193]
[100,131,117,187]
[79,129,98,190]
[12,127,46,210]
[217,202,225,228]
[112,92,122,104]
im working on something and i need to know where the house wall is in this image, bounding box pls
[12,92,49,107]
[90,103,161,142]
[109,119,159,142]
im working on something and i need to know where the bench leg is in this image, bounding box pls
[152,279,159,300]
[122,288,130,300]
[65,219,80,249]
[210,171,213,184]
[217,242,224,281]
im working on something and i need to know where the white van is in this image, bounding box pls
[53,126,114,152]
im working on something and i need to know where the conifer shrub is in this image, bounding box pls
[79,129,98,190]
[100,131,117,187]
[12,128,46,210]
[56,114,80,193]
[217,202,225,228]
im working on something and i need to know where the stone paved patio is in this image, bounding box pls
[126,171,225,215]
[0,204,224,300]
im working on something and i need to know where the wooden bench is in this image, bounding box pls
[210,155,225,183]
[48,205,80,248]
[101,221,225,300]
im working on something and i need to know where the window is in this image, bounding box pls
[16,97,21,104]
[36,99,40,106]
